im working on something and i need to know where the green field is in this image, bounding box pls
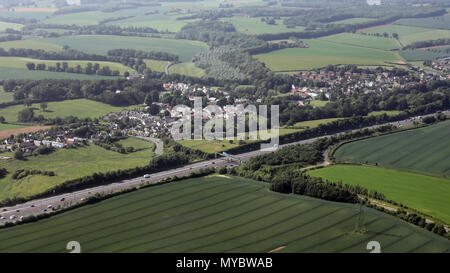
[40,35,209,62]
[0,123,26,131]
[0,138,155,201]
[394,17,450,30]
[220,16,305,35]
[368,110,403,116]
[255,39,402,71]
[143,59,167,73]
[318,33,401,50]
[0,99,136,123]
[0,176,448,253]
[0,86,14,103]
[333,120,450,177]
[168,62,205,77]
[0,57,134,75]
[360,24,450,46]
[308,165,450,224]
[292,118,343,128]
[308,100,329,107]
[0,21,23,31]
[330,18,376,25]
[400,48,450,61]
[0,39,62,51]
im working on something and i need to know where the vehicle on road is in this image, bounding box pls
[9,215,16,220]
[60,198,65,202]
[144,174,151,179]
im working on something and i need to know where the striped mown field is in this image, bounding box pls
[334,120,450,177]
[0,176,448,253]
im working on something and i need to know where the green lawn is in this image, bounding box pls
[0,138,155,201]
[255,39,402,71]
[0,99,136,123]
[168,62,205,77]
[40,35,209,62]
[360,24,450,46]
[0,176,448,253]
[308,165,450,224]
[333,120,450,177]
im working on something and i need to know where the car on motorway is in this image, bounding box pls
[0,216,5,220]
[16,209,20,212]
[47,205,52,209]
[9,215,16,220]
[19,216,24,221]
[60,198,65,202]
[144,174,151,179]
[31,205,35,208]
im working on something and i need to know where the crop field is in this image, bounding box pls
[255,39,402,71]
[359,24,450,46]
[0,99,137,123]
[168,62,205,77]
[0,176,449,253]
[400,48,450,61]
[394,17,450,30]
[0,57,135,75]
[0,138,155,201]
[220,16,305,35]
[333,120,450,177]
[40,35,208,62]
[0,39,62,51]
[318,33,401,50]
[307,165,450,224]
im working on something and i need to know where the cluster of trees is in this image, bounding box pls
[271,174,359,203]
[0,168,7,179]
[5,78,163,107]
[107,49,179,62]
[25,61,121,76]
[12,169,55,180]
[25,23,164,36]
[0,34,21,43]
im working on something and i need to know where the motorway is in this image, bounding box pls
[0,111,448,224]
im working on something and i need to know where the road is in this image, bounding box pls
[133,136,164,155]
[0,111,448,224]
[164,62,172,75]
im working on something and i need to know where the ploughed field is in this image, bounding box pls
[0,176,449,253]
